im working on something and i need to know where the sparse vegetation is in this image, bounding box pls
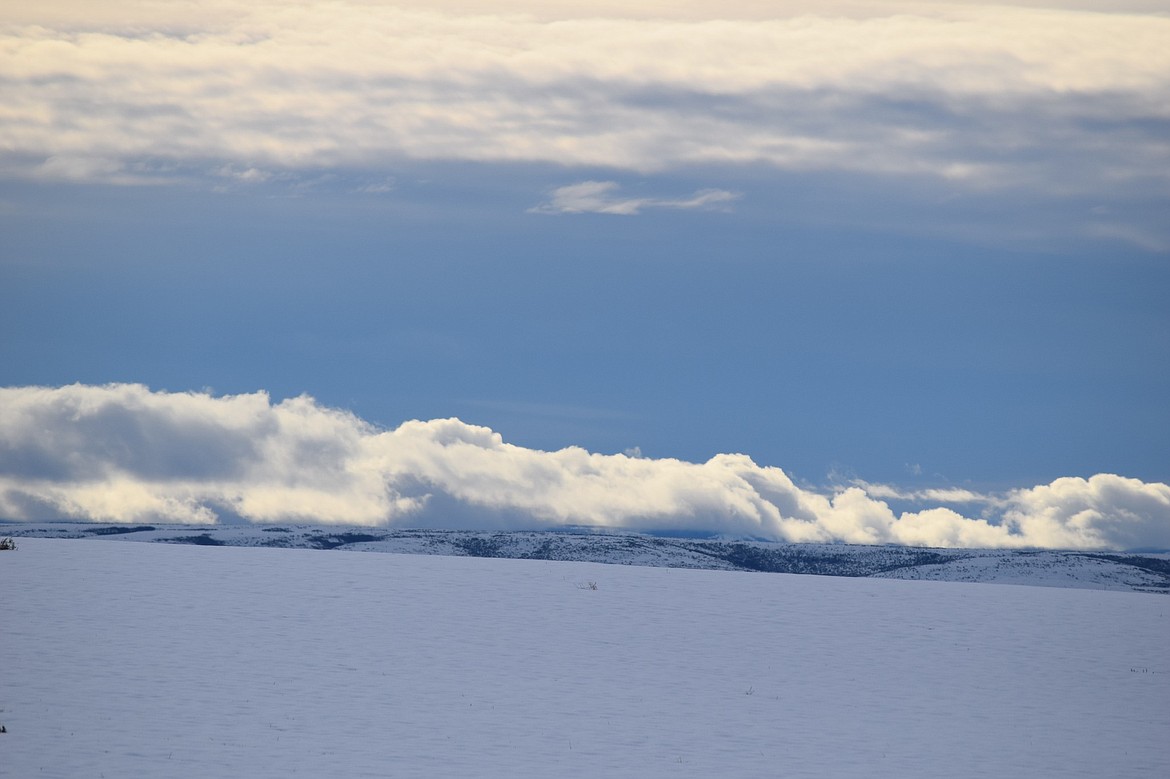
[166,534,224,546]
[83,525,156,536]
[454,535,505,558]
[578,580,598,590]
[0,537,15,551]
[306,532,384,550]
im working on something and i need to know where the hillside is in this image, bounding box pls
[6,522,1168,593]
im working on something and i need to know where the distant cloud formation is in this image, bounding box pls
[530,181,738,215]
[1,0,1167,210]
[2,384,1167,551]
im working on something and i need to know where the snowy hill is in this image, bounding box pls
[1,537,1167,778]
[5,522,1169,593]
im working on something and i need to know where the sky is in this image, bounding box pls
[1,1,1168,548]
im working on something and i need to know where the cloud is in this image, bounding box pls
[2,384,1167,550]
[1003,475,1170,551]
[0,0,1167,214]
[529,181,738,215]
[1084,222,1170,253]
[215,165,273,184]
[852,481,988,505]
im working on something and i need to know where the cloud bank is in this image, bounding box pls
[1,0,1168,202]
[2,384,1167,551]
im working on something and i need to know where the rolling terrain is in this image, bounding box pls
[6,522,1168,593]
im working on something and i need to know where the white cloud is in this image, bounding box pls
[215,165,272,183]
[0,0,1167,206]
[852,480,990,504]
[1084,222,1170,254]
[1003,475,1170,551]
[529,181,738,215]
[36,156,124,182]
[2,384,1166,550]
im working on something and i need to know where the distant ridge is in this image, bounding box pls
[6,523,1169,594]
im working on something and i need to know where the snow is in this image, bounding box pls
[2,538,1168,778]
[7,522,1170,592]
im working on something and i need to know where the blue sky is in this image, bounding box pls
[1,1,1168,547]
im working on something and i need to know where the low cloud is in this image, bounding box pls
[2,384,1167,551]
[529,181,738,215]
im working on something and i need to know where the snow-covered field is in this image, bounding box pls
[2,538,1168,778]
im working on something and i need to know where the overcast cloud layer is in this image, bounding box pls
[2,0,1168,205]
[2,384,1167,551]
